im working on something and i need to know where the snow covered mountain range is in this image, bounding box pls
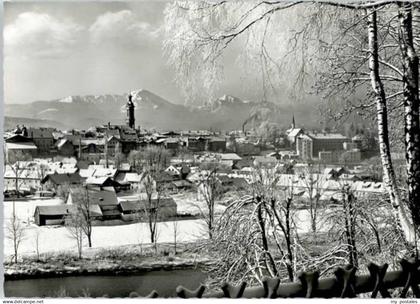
[5,89,318,131]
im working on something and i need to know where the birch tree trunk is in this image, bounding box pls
[367,8,415,243]
[256,202,279,278]
[398,2,420,230]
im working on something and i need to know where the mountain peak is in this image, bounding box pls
[205,94,247,112]
[58,96,74,103]
[131,89,173,108]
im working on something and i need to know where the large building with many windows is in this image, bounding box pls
[296,132,349,161]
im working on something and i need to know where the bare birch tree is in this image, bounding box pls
[34,229,41,261]
[326,181,406,267]
[173,216,179,255]
[397,2,420,230]
[56,182,71,203]
[128,150,142,173]
[66,208,85,259]
[197,164,223,240]
[6,202,25,264]
[141,173,160,245]
[314,4,417,242]
[139,146,171,244]
[209,167,345,286]
[71,186,94,247]
[299,163,326,234]
[37,164,48,191]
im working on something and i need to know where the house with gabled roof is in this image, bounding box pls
[34,205,75,226]
[67,186,120,220]
[114,172,141,190]
[56,138,75,157]
[5,134,38,161]
[81,138,105,155]
[118,196,177,221]
[165,165,181,177]
[286,128,304,145]
[41,172,84,193]
[106,135,121,156]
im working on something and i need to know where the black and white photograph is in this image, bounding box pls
[2,0,420,300]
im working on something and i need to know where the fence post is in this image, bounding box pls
[262,276,280,298]
[367,262,390,298]
[400,258,420,298]
[299,271,320,298]
[176,285,206,298]
[335,265,357,298]
[221,282,247,298]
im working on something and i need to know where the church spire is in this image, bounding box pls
[126,92,135,129]
[291,114,296,129]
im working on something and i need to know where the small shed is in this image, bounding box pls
[41,172,84,189]
[34,205,75,226]
[119,197,177,220]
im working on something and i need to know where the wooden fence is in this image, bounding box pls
[133,258,420,298]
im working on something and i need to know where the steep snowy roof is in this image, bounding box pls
[6,142,37,150]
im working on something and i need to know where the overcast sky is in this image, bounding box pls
[4,1,265,105]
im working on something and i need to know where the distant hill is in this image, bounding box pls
[4,89,321,131]
[4,116,69,131]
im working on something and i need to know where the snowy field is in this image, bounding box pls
[3,218,208,257]
[3,198,64,224]
[171,192,227,215]
[3,197,329,257]
[3,198,209,257]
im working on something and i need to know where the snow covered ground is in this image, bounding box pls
[3,218,208,257]
[3,197,329,257]
[171,192,227,215]
[3,198,210,257]
[3,198,64,224]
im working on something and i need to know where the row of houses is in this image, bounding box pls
[34,186,177,226]
[5,147,381,195]
[5,124,273,165]
[30,162,384,226]
[4,125,142,160]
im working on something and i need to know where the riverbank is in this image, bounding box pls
[4,242,214,281]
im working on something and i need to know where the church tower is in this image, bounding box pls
[126,92,135,129]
